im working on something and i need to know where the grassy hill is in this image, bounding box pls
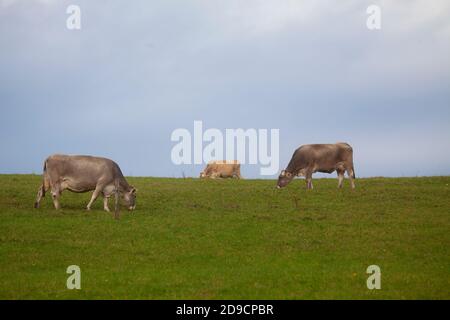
[0,174,449,299]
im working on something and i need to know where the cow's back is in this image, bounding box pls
[299,144,351,160]
[287,143,353,172]
[334,143,353,162]
[45,154,121,186]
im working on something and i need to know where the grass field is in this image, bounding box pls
[0,174,449,299]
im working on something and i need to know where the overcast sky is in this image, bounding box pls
[1,0,449,178]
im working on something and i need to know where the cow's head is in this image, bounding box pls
[276,170,294,188]
[123,187,137,210]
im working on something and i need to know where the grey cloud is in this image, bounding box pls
[0,0,449,177]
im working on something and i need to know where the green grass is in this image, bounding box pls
[0,174,449,299]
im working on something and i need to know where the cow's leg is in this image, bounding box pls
[86,187,102,210]
[346,166,356,189]
[305,170,313,189]
[337,169,345,188]
[102,189,112,212]
[35,176,50,208]
[34,184,45,208]
[51,186,61,210]
[103,196,110,212]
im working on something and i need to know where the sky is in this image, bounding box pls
[0,0,449,178]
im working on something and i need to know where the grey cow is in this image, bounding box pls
[277,143,356,189]
[34,154,136,215]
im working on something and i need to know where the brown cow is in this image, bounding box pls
[277,143,355,189]
[200,160,242,179]
[34,154,137,215]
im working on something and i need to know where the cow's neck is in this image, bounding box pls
[286,162,298,174]
[118,179,132,193]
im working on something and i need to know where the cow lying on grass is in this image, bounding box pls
[200,160,242,179]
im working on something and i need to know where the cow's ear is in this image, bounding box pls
[281,170,286,177]
[131,187,137,194]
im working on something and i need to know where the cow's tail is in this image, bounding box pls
[42,160,47,196]
[114,178,120,219]
[34,159,48,208]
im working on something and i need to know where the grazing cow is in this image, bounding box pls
[34,154,137,215]
[199,160,242,179]
[277,143,355,189]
